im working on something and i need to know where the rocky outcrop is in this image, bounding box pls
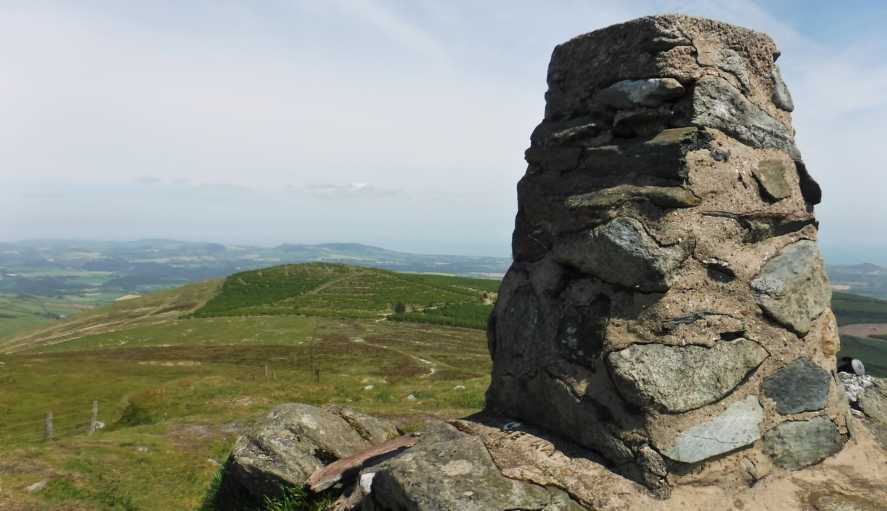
[487,14,848,496]
[365,422,582,511]
[215,403,399,509]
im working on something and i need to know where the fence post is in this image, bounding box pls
[264,364,270,380]
[44,411,54,441]
[89,400,99,435]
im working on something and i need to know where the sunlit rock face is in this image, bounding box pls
[486,14,847,497]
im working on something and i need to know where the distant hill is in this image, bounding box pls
[0,280,221,353]
[832,292,887,325]
[829,262,887,299]
[192,263,498,329]
[5,261,887,376]
[0,239,510,338]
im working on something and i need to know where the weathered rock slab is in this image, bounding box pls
[218,403,398,508]
[858,377,887,424]
[771,65,794,112]
[608,340,768,413]
[660,395,764,463]
[763,357,831,415]
[554,217,687,292]
[566,185,700,210]
[752,240,831,336]
[763,416,845,470]
[366,423,582,511]
[753,159,793,201]
[594,78,686,109]
[691,75,799,158]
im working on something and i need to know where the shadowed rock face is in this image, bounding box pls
[486,14,847,496]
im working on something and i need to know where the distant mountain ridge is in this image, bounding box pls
[828,262,887,299]
[0,239,510,300]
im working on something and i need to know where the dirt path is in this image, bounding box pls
[305,271,368,296]
[350,336,443,378]
[839,323,887,339]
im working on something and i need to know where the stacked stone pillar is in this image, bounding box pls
[487,15,846,496]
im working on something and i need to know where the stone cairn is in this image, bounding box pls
[486,15,847,496]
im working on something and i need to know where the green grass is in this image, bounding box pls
[0,294,88,339]
[832,292,887,325]
[0,279,222,354]
[191,263,497,330]
[0,312,490,510]
[839,335,887,377]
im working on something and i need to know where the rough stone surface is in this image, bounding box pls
[217,403,398,509]
[595,78,686,109]
[858,377,887,424]
[763,357,831,414]
[608,340,768,412]
[753,159,793,201]
[566,185,700,210]
[455,414,887,511]
[763,417,846,470]
[751,240,831,335]
[366,422,582,511]
[487,13,846,495]
[553,217,688,292]
[771,65,794,112]
[660,396,763,463]
[839,371,875,403]
[691,76,799,159]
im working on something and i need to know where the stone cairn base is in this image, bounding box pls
[486,14,847,496]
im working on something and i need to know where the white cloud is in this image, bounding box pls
[298,181,403,199]
[1,1,885,261]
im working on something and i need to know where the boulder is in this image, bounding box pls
[608,340,768,412]
[659,395,764,463]
[763,357,831,414]
[751,240,831,336]
[365,423,583,511]
[217,403,398,509]
[763,416,845,470]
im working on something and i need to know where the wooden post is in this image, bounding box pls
[314,368,320,384]
[264,364,269,380]
[44,411,54,441]
[89,400,98,435]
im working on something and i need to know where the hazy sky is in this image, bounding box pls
[2,1,886,261]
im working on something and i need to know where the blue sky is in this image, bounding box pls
[1,1,885,261]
